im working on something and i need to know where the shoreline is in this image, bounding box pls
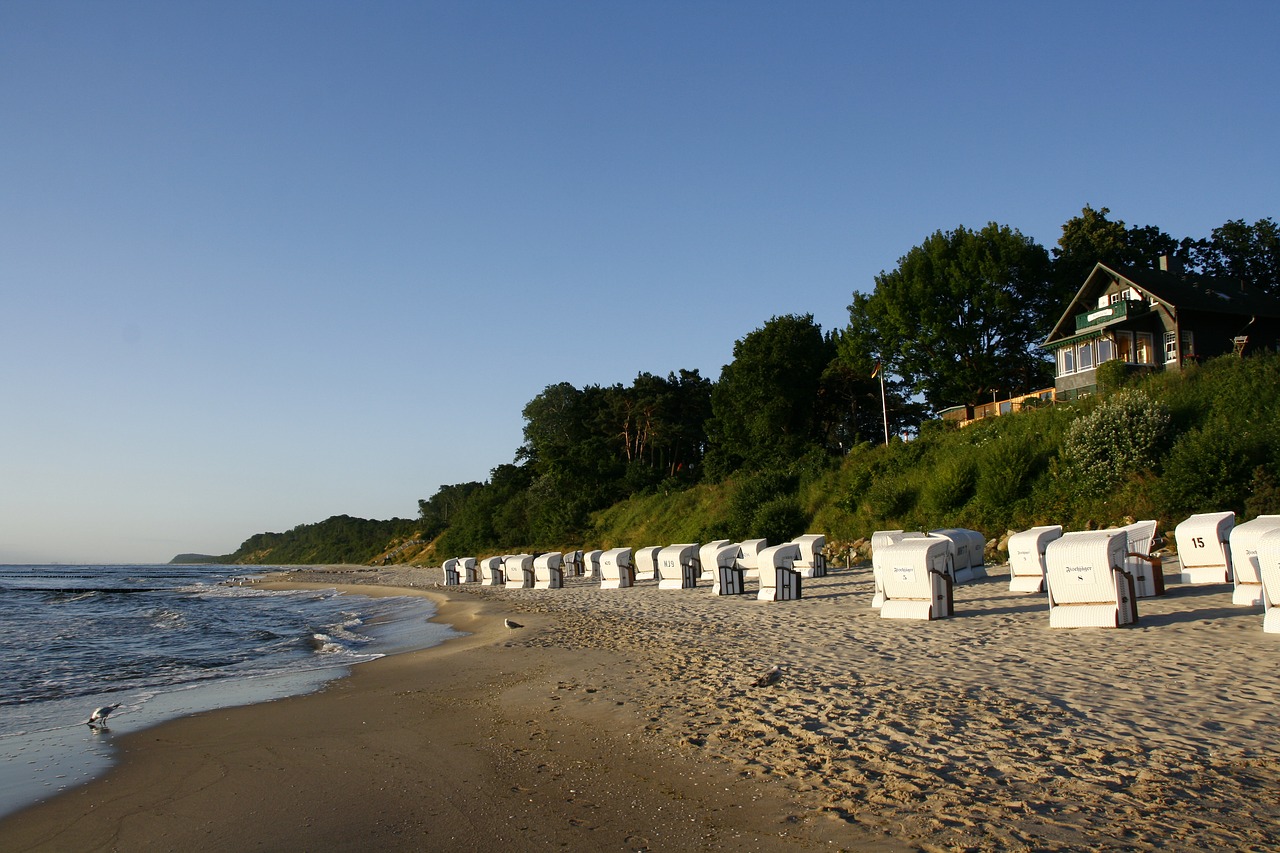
[3,562,1279,850]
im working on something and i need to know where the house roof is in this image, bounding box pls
[1043,262,1280,347]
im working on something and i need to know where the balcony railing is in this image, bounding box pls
[1074,298,1148,332]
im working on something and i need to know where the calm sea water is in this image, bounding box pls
[0,564,460,819]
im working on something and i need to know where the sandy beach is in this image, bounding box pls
[2,559,1277,852]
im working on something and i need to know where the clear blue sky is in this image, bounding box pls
[3,1,1276,563]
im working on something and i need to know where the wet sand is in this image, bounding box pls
[2,560,1277,851]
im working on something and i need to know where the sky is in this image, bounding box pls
[3,1,1277,564]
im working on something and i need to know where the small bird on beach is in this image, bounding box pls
[84,703,122,729]
[751,665,782,688]
[504,619,523,629]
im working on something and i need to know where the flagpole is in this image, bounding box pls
[880,369,889,445]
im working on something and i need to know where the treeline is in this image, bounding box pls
[209,207,1278,564]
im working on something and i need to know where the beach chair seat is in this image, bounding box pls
[1174,511,1236,585]
[878,537,954,620]
[561,550,583,578]
[1229,516,1280,607]
[478,556,504,586]
[533,552,563,589]
[698,540,731,580]
[929,528,987,582]
[657,543,700,589]
[737,538,767,579]
[503,554,534,590]
[600,548,635,589]
[1007,525,1063,593]
[1258,528,1280,633]
[756,543,802,601]
[1044,531,1137,628]
[457,557,479,584]
[582,549,602,579]
[634,546,662,582]
[703,542,744,595]
[442,558,460,586]
[790,534,827,578]
[1118,520,1164,598]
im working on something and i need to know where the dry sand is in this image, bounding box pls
[2,560,1278,852]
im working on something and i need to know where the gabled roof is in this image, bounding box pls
[1043,262,1280,346]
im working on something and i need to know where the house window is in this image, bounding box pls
[1182,330,1195,358]
[1136,332,1154,364]
[1078,341,1095,370]
[1165,332,1178,362]
[1058,347,1075,375]
[1115,331,1133,362]
[1098,337,1114,363]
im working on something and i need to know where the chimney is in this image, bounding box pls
[1158,255,1183,275]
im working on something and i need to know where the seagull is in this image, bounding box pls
[504,618,524,629]
[85,703,122,729]
[751,665,782,688]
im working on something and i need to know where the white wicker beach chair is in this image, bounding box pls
[442,558,460,586]
[756,543,802,601]
[698,540,731,579]
[704,541,744,595]
[457,557,479,584]
[737,538,767,579]
[877,536,954,620]
[600,547,634,589]
[533,552,563,589]
[633,546,662,581]
[929,528,987,582]
[478,556,504,586]
[871,530,908,608]
[1258,528,1280,633]
[1007,525,1063,593]
[561,550,583,578]
[1044,530,1137,628]
[1117,520,1164,598]
[503,554,534,590]
[657,543,700,589]
[1228,516,1280,607]
[790,534,827,578]
[1173,511,1236,585]
[582,549,602,579]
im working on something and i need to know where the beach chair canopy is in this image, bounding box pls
[600,547,634,589]
[756,543,802,601]
[1007,525,1063,593]
[1118,520,1164,598]
[1228,516,1280,606]
[657,543,699,589]
[533,552,563,589]
[1257,528,1280,633]
[503,554,534,589]
[1044,530,1137,628]
[790,534,827,578]
[634,546,662,580]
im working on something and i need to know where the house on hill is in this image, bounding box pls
[1042,257,1280,399]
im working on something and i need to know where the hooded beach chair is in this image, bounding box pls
[790,534,827,578]
[756,543,802,601]
[736,538,767,579]
[704,541,744,595]
[1228,515,1280,606]
[657,543,700,589]
[503,554,534,589]
[1007,525,1063,593]
[877,536,954,620]
[1257,528,1280,633]
[929,528,987,582]
[561,550,583,578]
[633,546,662,581]
[478,556,504,586]
[442,558,460,586]
[1044,530,1137,628]
[457,557,479,584]
[582,549,602,579]
[600,547,635,589]
[1117,520,1164,597]
[870,530,909,608]
[1173,511,1236,585]
[698,540,731,579]
[533,552,564,589]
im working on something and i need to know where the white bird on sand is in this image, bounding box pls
[85,703,122,729]
[504,619,524,629]
[751,665,782,688]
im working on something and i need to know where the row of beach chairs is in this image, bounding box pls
[441,535,827,602]
[876,512,1280,631]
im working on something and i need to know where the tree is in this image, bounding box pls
[1052,205,1183,293]
[851,223,1054,414]
[704,314,833,476]
[1186,218,1280,295]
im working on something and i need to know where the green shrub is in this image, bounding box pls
[1094,359,1131,391]
[920,456,977,519]
[751,497,810,542]
[1062,390,1171,491]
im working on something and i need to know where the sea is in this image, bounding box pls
[0,563,460,820]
